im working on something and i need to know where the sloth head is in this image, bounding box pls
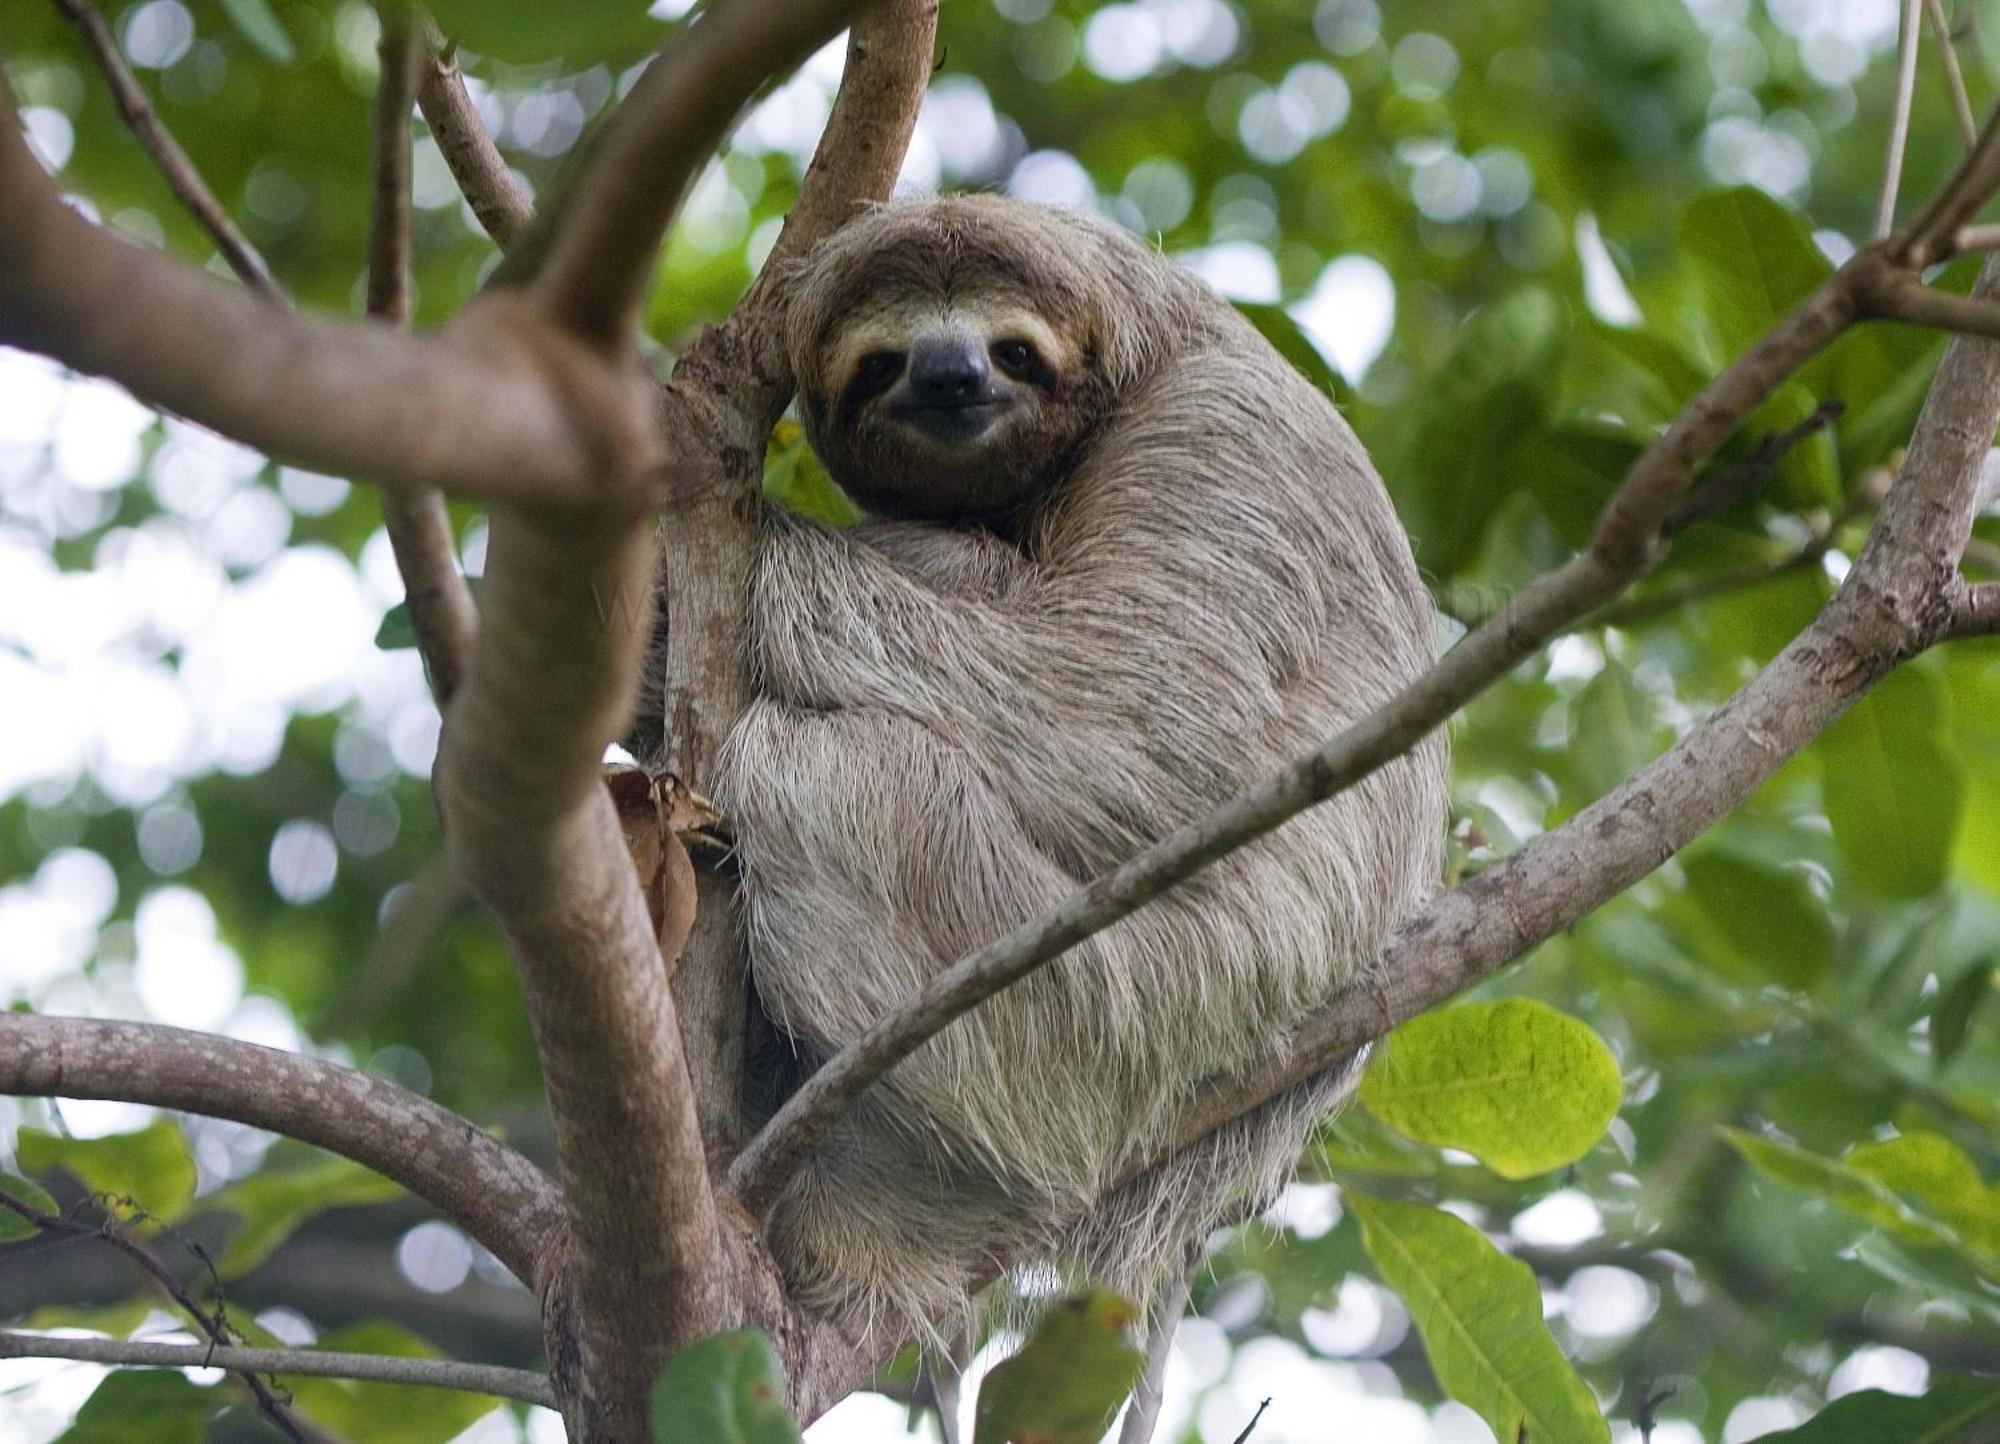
[786,196,1189,527]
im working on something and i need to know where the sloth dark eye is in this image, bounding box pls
[991,339,1038,377]
[852,350,905,397]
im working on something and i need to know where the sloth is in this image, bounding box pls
[706,194,1447,1343]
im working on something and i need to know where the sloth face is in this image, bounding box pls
[804,285,1103,528]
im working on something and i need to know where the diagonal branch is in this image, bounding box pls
[50,0,280,299]
[0,1330,556,1408]
[1925,0,1980,149]
[1155,258,2000,1173]
[0,1015,562,1287]
[370,12,478,706]
[1950,579,2000,635]
[414,23,533,250]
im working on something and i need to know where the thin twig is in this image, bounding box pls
[1878,0,1926,238]
[414,21,533,249]
[1230,1398,1272,1444]
[50,0,280,298]
[0,1189,316,1441]
[0,1330,557,1408]
[371,12,478,705]
[1662,398,1844,535]
[1926,0,1980,149]
[1955,221,2000,252]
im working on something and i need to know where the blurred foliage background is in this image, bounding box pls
[2,0,1999,1440]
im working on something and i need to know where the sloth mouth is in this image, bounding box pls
[892,398,1006,445]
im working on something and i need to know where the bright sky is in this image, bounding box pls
[0,0,1924,1436]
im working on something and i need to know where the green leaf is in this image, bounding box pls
[1566,662,1661,804]
[1235,301,1353,403]
[217,0,295,63]
[60,1370,219,1443]
[1816,667,1965,899]
[1845,1132,2000,1256]
[1347,1193,1609,1444]
[1358,999,1622,1180]
[764,421,862,528]
[1675,850,1834,990]
[285,1322,501,1443]
[975,1291,1144,1444]
[649,1329,801,1444]
[17,1122,196,1220]
[1932,959,1994,1068]
[1678,187,1831,364]
[201,1156,404,1275]
[0,1171,61,1241]
[1752,1376,2000,1442]
[428,0,667,65]
[1518,424,1644,550]
[1722,1128,1998,1271]
[1394,287,1566,577]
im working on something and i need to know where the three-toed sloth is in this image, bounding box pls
[710,195,1446,1342]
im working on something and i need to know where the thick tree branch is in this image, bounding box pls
[0,1016,561,1287]
[414,24,533,250]
[50,0,280,299]
[507,0,871,343]
[370,13,478,706]
[0,1330,556,1408]
[724,255,1871,1214]
[0,83,659,512]
[1867,274,2000,337]
[654,0,937,1150]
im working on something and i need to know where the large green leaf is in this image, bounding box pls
[650,1329,801,1444]
[1678,187,1831,365]
[1394,287,1566,577]
[17,1122,196,1220]
[1674,850,1834,990]
[764,420,863,528]
[1845,1132,2000,1256]
[1564,661,1663,805]
[217,0,295,63]
[1347,1193,1608,1444]
[1815,667,1965,899]
[975,1291,1144,1444]
[1754,1377,2000,1442]
[1360,1000,1621,1178]
[200,1155,404,1275]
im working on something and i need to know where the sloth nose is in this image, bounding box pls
[907,336,990,407]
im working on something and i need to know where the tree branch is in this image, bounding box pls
[0,1330,556,1408]
[1950,579,2000,636]
[0,1188,319,1441]
[1867,274,2000,337]
[507,0,873,344]
[0,1016,561,1288]
[1157,255,2000,1186]
[724,255,1871,1214]
[370,12,478,706]
[1878,0,1925,238]
[50,0,280,299]
[414,23,533,250]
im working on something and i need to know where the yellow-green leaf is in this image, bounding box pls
[17,1122,196,1220]
[1359,1000,1621,1179]
[975,1291,1144,1444]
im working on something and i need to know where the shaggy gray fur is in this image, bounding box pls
[712,196,1447,1345]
